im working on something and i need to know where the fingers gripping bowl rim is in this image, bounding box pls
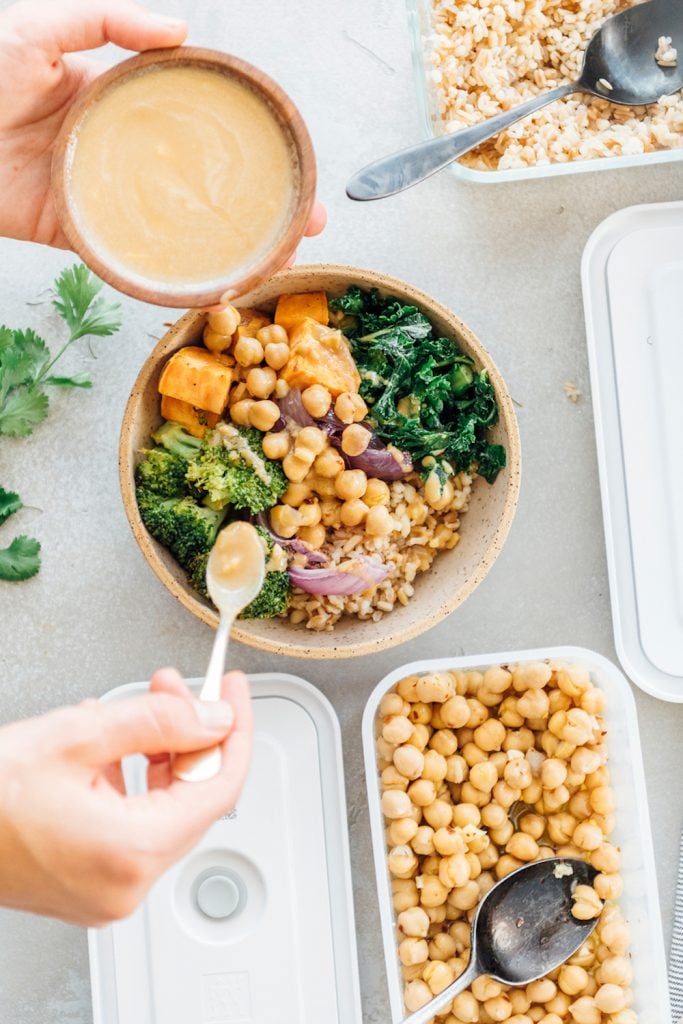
[119,265,521,658]
[50,47,316,308]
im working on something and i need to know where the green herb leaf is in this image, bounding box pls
[0,534,41,581]
[44,374,93,389]
[0,487,22,526]
[0,387,49,437]
[53,264,122,341]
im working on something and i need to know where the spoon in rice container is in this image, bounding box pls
[172,522,264,783]
[347,0,683,200]
[402,857,598,1024]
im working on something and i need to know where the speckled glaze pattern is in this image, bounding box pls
[119,264,522,658]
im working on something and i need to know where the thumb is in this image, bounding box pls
[73,692,234,764]
[6,0,187,56]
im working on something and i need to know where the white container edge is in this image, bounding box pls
[362,646,670,1023]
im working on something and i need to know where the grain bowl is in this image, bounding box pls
[119,265,520,658]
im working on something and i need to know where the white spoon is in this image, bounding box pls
[173,521,265,783]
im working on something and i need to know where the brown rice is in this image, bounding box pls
[426,0,683,171]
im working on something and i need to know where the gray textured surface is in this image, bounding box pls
[1,0,682,1021]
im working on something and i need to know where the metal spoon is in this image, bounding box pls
[403,857,598,1024]
[347,0,683,201]
[173,522,265,783]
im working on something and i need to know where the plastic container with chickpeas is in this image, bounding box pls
[362,648,670,1024]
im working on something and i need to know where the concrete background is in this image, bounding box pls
[0,0,682,1020]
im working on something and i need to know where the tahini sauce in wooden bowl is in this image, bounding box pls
[51,48,316,307]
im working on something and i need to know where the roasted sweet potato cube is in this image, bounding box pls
[274,292,329,331]
[158,346,233,414]
[282,318,360,397]
[160,396,219,438]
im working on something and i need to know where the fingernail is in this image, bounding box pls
[195,700,234,731]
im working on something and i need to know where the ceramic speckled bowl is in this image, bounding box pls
[119,265,521,658]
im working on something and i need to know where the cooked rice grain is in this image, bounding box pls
[427,0,683,170]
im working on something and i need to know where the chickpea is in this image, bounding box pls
[282,451,312,483]
[427,930,458,960]
[452,804,481,829]
[517,688,550,720]
[513,661,552,690]
[571,885,603,921]
[309,449,342,481]
[412,825,435,856]
[364,477,391,506]
[420,875,449,908]
[264,341,290,370]
[571,747,603,776]
[434,826,466,856]
[558,965,589,995]
[382,715,414,745]
[245,365,277,399]
[541,758,568,790]
[408,779,437,807]
[423,959,456,995]
[302,384,332,418]
[230,398,255,426]
[333,469,366,501]
[269,504,301,539]
[234,335,264,367]
[404,980,432,1012]
[381,765,408,791]
[600,919,630,955]
[543,784,570,813]
[399,936,429,966]
[573,821,603,852]
[274,378,289,399]
[537,1016,563,1024]
[203,327,233,354]
[335,390,367,423]
[444,754,467,785]
[526,978,557,1002]
[519,813,545,841]
[492,780,521,809]
[392,878,419,912]
[441,695,471,729]
[425,904,447,925]
[451,991,479,1023]
[261,430,291,460]
[341,423,371,457]
[297,522,325,549]
[594,872,623,901]
[484,995,513,1021]
[471,718,505,752]
[381,789,413,819]
[388,845,418,879]
[489,820,514,846]
[423,799,453,830]
[247,399,280,433]
[339,498,369,527]
[297,500,322,528]
[394,744,425,780]
[398,905,430,938]
[470,761,498,792]
[589,786,615,816]
[389,817,419,845]
[421,749,447,784]
[408,702,432,726]
[496,854,523,878]
[504,757,532,790]
[594,984,627,1014]
[506,832,539,861]
[363,504,392,537]
[430,728,458,757]
[206,305,241,337]
[257,323,288,347]
[409,723,432,752]
[438,851,470,889]
[447,879,480,911]
[282,482,311,507]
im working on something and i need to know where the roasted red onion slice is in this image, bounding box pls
[254,511,326,566]
[288,556,390,595]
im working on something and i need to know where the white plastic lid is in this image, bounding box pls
[583,202,683,701]
[89,674,362,1023]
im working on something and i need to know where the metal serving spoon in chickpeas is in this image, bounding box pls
[401,856,598,1024]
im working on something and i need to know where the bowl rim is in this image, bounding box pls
[119,263,522,658]
[50,46,316,308]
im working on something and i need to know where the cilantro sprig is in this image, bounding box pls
[0,264,121,438]
[0,486,41,582]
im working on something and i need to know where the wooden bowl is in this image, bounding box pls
[51,47,316,308]
[120,265,521,658]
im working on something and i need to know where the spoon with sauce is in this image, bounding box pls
[173,522,265,783]
[347,0,683,200]
[402,857,598,1024]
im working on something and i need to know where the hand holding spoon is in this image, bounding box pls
[173,522,265,783]
[347,0,683,200]
[403,857,598,1024]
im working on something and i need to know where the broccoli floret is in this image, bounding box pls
[137,489,227,569]
[186,551,209,599]
[186,427,286,514]
[135,448,188,497]
[152,421,204,460]
[240,570,291,619]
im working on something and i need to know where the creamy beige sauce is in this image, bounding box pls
[210,522,265,599]
[214,422,272,485]
[69,66,295,285]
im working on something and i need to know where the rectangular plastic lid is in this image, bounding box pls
[582,202,683,701]
[89,673,361,1024]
